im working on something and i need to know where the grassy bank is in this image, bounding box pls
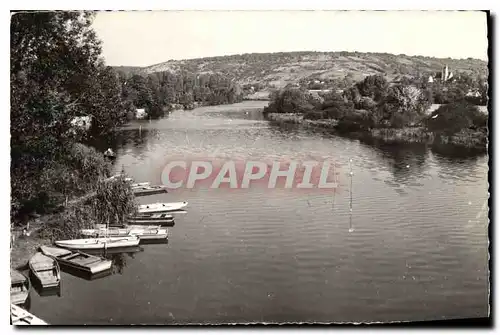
[266,113,487,150]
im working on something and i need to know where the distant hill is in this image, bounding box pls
[114,51,488,89]
[112,66,144,76]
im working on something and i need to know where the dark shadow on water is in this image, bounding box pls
[86,127,154,157]
[16,293,31,312]
[31,280,62,298]
[59,264,113,282]
[431,142,487,160]
[268,120,487,186]
[138,238,169,246]
[29,270,62,298]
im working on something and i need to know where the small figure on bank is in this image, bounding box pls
[104,148,115,159]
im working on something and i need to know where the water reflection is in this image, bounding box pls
[103,248,144,275]
[26,102,489,324]
[32,281,61,298]
[17,294,31,312]
[60,264,113,282]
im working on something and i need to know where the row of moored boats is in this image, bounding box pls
[11,176,188,325]
[54,200,188,250]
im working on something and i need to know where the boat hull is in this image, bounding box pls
[127,219,175,227]
[137,201,188,214]
[28,253,60,289]
[11,304,47,325]
[133,187,168,197]
[80,228,169,241]
[11,293,29,306]
[11,270,30,306]
[40,245,112,275]
[55,237,140,250]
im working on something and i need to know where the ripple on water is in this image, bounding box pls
[33,102,489,324]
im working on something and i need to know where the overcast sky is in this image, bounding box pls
[92,11,488,67]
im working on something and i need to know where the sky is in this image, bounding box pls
[92,11,489,67]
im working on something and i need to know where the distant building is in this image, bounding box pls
[441,65,454,82]
[136,108,147,119]
[428,76,434,83]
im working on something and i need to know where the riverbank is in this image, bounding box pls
[265,113,487,150]
[11,219,51,270]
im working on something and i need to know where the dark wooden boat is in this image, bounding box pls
[127,212,175,226]
[132,185,168,197]
[40,245,112,275]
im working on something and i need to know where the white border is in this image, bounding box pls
[1,1,496,334]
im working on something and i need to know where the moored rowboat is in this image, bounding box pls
[135,213,174,219]
[80,226,169,241]
[39,245,112,275]
[127,218,175,226]
[11,270,30,306]
[133,185,168,197]
[11,304,47,325]
[28,253,60,289]
[137,201,188,214]
[55,236,140,250]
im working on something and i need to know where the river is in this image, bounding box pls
[29,101,489,324]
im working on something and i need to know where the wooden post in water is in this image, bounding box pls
[348,158,354,233]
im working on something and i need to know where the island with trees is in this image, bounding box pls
[263,73,488,151]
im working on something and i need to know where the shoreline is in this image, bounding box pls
[11,219,50,270]
[265,113,488,151]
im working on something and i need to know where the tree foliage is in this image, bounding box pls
[10,12,131,221]
[355,74,389,102]
[264,87,316,114]
[117,71,243,117]
[425,101,487,135]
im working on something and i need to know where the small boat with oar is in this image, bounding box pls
[55,235,140,251]
[28,253,61,289]
[137,201,188,214]
[11,304,47,325]
[133,185,168,197]
[80,226,169,241]
[39,245,112,275]
[11,270,30,306]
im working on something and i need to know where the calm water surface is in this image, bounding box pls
[30,101,489,324]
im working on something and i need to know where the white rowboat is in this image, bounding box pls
[137,201,188,214]
[55,236,140,250]
[11,304,47,325]
[81,227,168,241]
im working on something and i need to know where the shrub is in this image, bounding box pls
[40,176,137,241]
[425,101,487,135]
[355,74,389,102]
[379,84,431,127]
[337,109,376,131]
[265,87,317,114]
[304,111,325,120]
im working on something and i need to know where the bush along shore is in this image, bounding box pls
[10,13,142,268]
[263,75,488,150]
